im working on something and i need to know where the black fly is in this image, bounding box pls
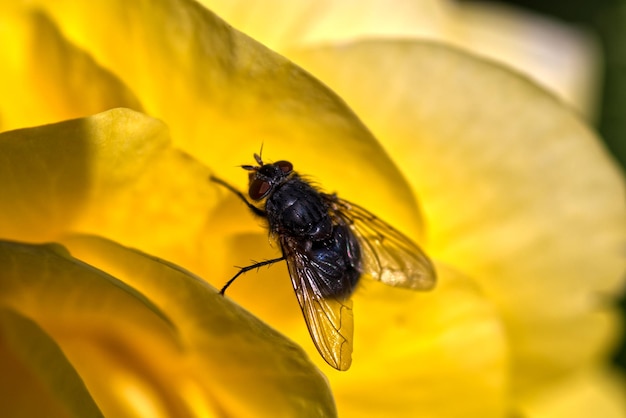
[210,153,436,370]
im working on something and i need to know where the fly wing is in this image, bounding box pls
[323,194,436,291]
[280,236,354,371]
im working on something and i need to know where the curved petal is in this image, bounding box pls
[203,243,508,417]
[199,1,599,117]
[288,40,626,392]
[0,6,141,132]
[0,108,220,270]
[197,0,330,51]
[0,240,182,417]
[30,0,423,237]
[2,0,620,415]
[517,367,626,418]
[62,235,336,418]
[0,308,103,417]
[198,0,449,49]
[325,264,507,417]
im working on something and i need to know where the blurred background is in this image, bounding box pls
[469,0,626,374]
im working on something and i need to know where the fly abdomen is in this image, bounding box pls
[307,224,362,299]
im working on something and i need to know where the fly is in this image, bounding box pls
[210,153,436,370]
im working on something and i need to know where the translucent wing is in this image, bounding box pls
[280,236,354,371]
[323,193,436,290]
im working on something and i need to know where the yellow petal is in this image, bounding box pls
[289,40,626,393]
[196,0,329,51]
[328,264,508,417]
[61,235,336,418]
[199,0,599,117]
[449,2,600,118]
[31,0,423,238]
[198,0,450,50]
[0,108,218,270]
[0,5,141,132]
[200,249,508,417]
[517,367,626,418]
[0,240,181,417]
[0,307,103,417]
[0,108,171,242]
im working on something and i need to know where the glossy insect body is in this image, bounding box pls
[211,154,436,371]
[261,163,362,299]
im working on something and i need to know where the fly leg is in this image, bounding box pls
[210,175,266,217]
[220,256,285,295]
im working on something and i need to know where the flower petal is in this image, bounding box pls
[0,307,103,417]
[0,5,141,132]
[62,235,336,418]
[0,108,171,242]
[200,246,508,417]
[517,367,626,418]
[30,0,423,237]
[196,0,328,51]
[327,264,508,417]
[198,0,448,50]
[289,40,626,392]
[199,0,599,118]
[0,108,219,270]
[448,2,601,119]
[200,233,507,417]
[0,240,181,417]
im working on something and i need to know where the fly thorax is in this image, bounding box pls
[265,180,331,239]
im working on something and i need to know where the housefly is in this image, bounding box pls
[210,153,436,371]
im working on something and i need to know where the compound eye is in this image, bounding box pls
[249,178,271,200]
[275,160,293,173]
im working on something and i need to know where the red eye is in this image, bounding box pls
[275,160,293,173]
[249,179,271,200]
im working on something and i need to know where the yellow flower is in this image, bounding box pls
[0,1,624,417]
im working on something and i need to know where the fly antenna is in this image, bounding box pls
[253,143,264,166]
